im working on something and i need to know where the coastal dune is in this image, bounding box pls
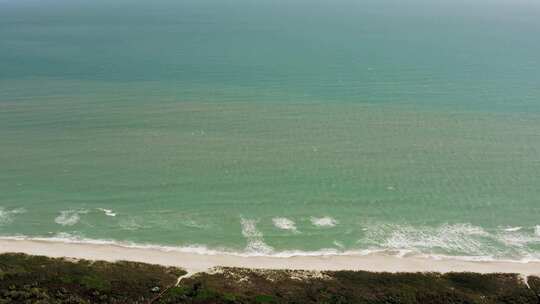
[2,238,540,275]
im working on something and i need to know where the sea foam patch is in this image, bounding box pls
[97,208,116,217]
[360,222,540,259]
[498,229,540,248]
[535,226,540,236]
[55,210,88,226]
[0,208,26,225]
[310,216,338,228]
[503,226,522,232]
[362,223,493,257]
[240,218,273,254]
[272,217,298,232]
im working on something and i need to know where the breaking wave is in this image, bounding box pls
[97,208,116,217]
[503,226,522,232]
[497,229,540,248]
[3,218,540,262]
[240,218,273,255]
[378,223,492,256]
[310,216,338,228]
[360,223,540,260]
[55,210,88,226]
[2,232,539,263]
[272,217,298,232]
[0,207,26,225]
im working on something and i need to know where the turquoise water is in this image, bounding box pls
[1,0,540,260]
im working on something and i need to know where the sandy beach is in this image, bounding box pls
[1,238,540,276]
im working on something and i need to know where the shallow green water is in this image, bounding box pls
[1,0,540,259]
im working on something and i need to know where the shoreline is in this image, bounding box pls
[2,238,540,275]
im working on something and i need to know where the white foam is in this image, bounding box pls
[240,218,273,255]
[97,208,116,217]
[394,249,414,258]
[310,216,338,228]
[498,231,540,247]
[0,208,26,225]
[360,222,540,261]
[0,210,7,225]
[55,210,87,226]
[0,233,371,258]
[421,253,499,262]
[535,226,540,236]
[0,232,378,258]
[503,226,522,232]
[2,232,540,263]
[365,223,492,257]
[272,217,298,232]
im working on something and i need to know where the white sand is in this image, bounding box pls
[1,238,540,275]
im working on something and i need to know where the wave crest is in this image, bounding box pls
[97,208,116,217]
[503,227,522,232]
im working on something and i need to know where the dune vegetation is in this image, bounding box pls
[1,253,540,304]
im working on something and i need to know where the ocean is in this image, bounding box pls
[1,0,540,261]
